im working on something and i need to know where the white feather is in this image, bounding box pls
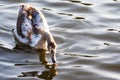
[13,9,49,47]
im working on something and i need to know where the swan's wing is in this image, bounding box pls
[32,10,49,32]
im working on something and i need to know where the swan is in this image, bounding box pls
[12,4,57,63]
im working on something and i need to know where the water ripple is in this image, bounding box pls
[0,0,120,80]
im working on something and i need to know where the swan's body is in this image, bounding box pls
[12,4,57,63]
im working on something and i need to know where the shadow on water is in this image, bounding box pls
[57,12,85,20]
[62,0,81,3]
[57,12,73,16]
[74,16,85,20]
[64,53,98,58]
[62,0,93,6]
[42,7,53,11]
[14,48,58,80]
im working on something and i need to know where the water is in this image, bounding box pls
[0,0,120,80]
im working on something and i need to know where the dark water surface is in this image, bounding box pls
[0,0,120,80]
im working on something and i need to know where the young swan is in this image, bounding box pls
[13,4,57,63]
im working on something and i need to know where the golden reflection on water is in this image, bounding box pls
[18,64,58,80]
[37,49,58,80]
[37,49,48,64]
[17,49,58,80]
[37,64,58,80]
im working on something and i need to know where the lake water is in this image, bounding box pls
[0,0,120,80]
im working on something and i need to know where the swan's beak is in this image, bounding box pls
[48,43,57,63]
[50,48,57,63]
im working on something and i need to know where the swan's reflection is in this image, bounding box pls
[37,49,48,64]
[18,49,58,80]
[18,64,58,80]
[37,63,58,80]
[37,49,58,80]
